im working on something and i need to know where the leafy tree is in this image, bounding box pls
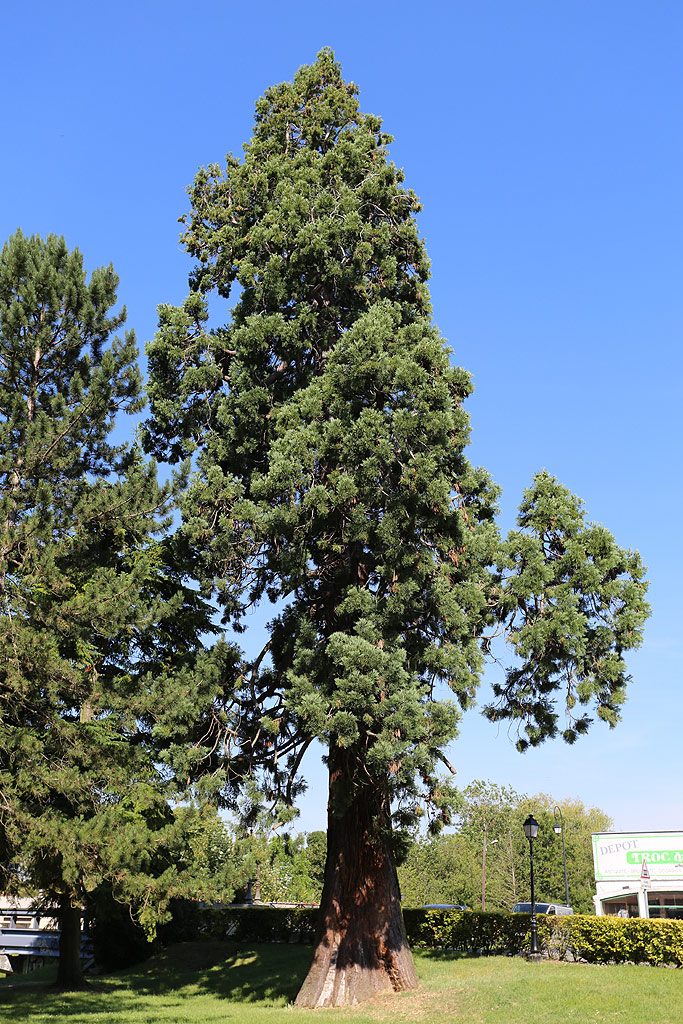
[297,830,327,896]
[454,780,524,911]
[145,51,649,1006]
[226,778,298,902]
[0,230,227,988]
[514,795,612,914]
[398,782,528,913]
[235,828,334,905]
[451,784,612,915]
[398,832,479,908]
[398,785,612,915]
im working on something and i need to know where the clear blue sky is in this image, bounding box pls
[3,0,681,834]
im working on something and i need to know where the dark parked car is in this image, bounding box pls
[512,902,573,915]
[421,904,470,910]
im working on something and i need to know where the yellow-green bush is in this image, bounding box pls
[403,908,683,967]
[548,915,683,966]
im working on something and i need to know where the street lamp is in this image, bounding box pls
[553,806,569,907]
[523,814,540,957]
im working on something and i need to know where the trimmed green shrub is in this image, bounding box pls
[161,904,319,945]
[219,906,318,944]
[547,915,683,966]
[403,909,683,967]
[157,904,683,969]
[402,908,529,955]
[158,899,207,944]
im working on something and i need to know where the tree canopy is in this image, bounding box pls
[145,50,649,1006]
[0,230,231,988]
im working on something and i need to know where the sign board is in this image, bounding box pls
[592,832,683,882]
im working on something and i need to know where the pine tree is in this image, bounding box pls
[0,230,224,988]
[145,51,649,1006]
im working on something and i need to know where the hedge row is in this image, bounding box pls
[174,905,525,953]
[402,908,529,955]
[166,904,683,968]
[164,903,319,945]
[403,909,683,967]
[542,914,683,966]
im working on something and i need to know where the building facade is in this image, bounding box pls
[592,831,683,919]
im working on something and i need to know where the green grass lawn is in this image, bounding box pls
[1,942,682,1024]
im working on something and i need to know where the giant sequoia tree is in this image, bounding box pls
[145,51,649,1007]
[0,231,227,988]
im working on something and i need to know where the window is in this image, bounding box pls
[647,893,683,919]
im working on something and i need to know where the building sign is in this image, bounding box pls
[592,832,683,881]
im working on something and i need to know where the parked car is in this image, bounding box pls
[512,902,573,915]
[421,904,470,911]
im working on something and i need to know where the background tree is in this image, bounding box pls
[145,51,649,1007]
[513,795,612,914]
[227,827,342,905]
[226,779,299,903]
[0,230,231,988]
[454,780,522,910]
[294,830,327,899]
[397,832,480,909]
[397,785,611,914]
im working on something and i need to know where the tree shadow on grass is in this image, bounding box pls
[416,949,472,962]
[130,941,311,1003]
[0,941,312,1020]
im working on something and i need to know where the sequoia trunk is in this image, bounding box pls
[294,749,418,1008]
[55,895,85,990]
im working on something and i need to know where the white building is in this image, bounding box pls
[592,832,683,919]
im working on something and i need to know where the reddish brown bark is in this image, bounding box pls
[294,749,418,1008]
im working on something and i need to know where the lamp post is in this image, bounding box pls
[553,806,569,907]
[523,814,540,957]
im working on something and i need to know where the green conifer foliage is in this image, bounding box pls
[0,231,228,989]
[489,471,649,748]
[145,51,649,1006]
[146,48,499,822]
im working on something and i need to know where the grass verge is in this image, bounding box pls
[1,942,682,1023]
